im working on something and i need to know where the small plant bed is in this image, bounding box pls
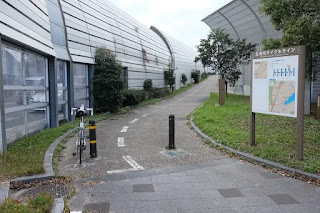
[192,93,320,174]
[0,192,54,213]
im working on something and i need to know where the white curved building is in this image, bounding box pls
[0,0,201,152]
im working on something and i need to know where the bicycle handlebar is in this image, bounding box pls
[71,104,93,116]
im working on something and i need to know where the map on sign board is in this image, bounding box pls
[252,55,299,117]
[254,61,268,79]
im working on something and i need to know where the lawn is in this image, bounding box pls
[193,93,320,174]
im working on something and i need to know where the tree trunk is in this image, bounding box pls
[225,81,228,97]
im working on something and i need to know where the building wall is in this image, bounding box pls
[0,0,199,151]
[59,0,172,89]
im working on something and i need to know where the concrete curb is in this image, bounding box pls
[0,182,9,204]
[10,128,77,184]
[52,198,64,213]
[190,117,320,180]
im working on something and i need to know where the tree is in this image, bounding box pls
[191,70,200,83]
[195,29,256,95]
[260,0,320,80]
[164,61,175,92]
[93,48,124,113]
[181,73,187,85]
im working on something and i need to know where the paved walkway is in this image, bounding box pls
[57,76,320,212]
[70,158,320,213]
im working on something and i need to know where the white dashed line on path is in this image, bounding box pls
[189,86,203,96]
[107,156,145,174]
[142,114,148,117]
[161,106,167,109]
[129,118,139,124]
[120,126,129,133]
[118,137,125,147]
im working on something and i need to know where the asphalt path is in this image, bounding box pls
[58,75,223,178]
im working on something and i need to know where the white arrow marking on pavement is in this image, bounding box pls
[118,137,125,147]
[120,126,129,132]
[129,118,139,124]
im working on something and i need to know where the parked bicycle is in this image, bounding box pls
[71,104,93,164]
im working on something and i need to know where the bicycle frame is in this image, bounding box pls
[71,105,93,164]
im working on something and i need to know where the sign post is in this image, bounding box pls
[250,46,306,160]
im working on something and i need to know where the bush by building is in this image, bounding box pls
[181,73,187,85]
[93,48,124,113]
[191,70,200,83]
[122,90,146,106]
[143,79,153,91]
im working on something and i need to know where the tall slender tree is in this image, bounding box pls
[195,29,256,95]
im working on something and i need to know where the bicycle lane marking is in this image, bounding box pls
[129,118,139,124]
[118,137,125,147]
[120,126,129,132]
[107,156,145,174]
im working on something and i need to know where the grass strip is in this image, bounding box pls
[192,93,320,174]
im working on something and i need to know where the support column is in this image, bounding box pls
[67,62,74,121]
[0,35,7,153]
[49,57,58,128]
[88,64,94,109]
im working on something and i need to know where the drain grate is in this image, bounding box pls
[18,183,72,199]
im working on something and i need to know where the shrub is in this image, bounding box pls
[93,48,124,113]
[191,70,200,83]
[143,79,153,91]
[27,192,54,213]
[151,87,168,98]
[122,90,146,106]
[201,72,208,79]
[181,73,187,85]
[0,193,54,213]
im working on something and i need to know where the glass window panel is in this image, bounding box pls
[28,90,48,105]
[1,44,23,86]
[74,99,89,108]
[3,90,25,109]
[5,111,25,144]
[73,63,88,86]
[24,52,46,87]
[74,88,88,99]
[58,104,67,121]
[27,109,47,134]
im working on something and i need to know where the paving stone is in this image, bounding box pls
[133,184,154,193]
[218,188,245,198]
[83,202,110,213]
[268,194,300,205]
[259,172,283,179]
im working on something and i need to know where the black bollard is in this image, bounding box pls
[169,114,175,149]
[89,120,97,158]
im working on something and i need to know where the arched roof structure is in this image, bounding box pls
[202,0,282,51]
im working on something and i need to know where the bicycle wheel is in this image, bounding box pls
[79,129,83,164]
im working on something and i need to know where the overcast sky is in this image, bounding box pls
[108,0,232,50]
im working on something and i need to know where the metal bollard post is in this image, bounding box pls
[89,120,97,158]
[169,115,175,149]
